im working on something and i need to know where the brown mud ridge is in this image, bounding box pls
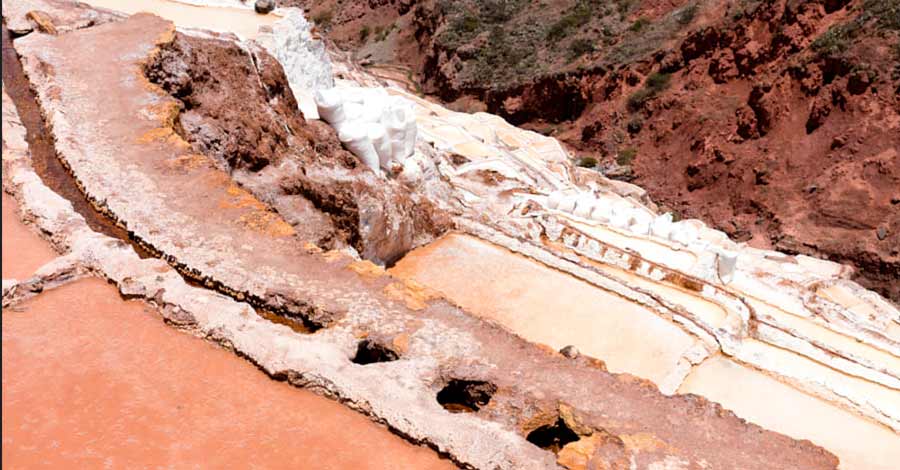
[300,0,900,303]
[3,7,841,469]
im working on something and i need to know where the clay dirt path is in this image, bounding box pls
[1,196,454,470]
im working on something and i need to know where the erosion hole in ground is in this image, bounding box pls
[352,339,400,365]
[436,379,497,413]
[526,418,580,454]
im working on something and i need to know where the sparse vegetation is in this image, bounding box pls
[627,72,671,111]
[546,1,594,40]
[567,39,595,61]
[629,17,650,32]
[812,23,858,58]
[480,0,524,23]
[677,3,698,25]
[374,23,396,42]
[311,9,333,28]
[359,25,370,42]
[576,156,598,168]
[617,147,637,165]
[811,0,900,59]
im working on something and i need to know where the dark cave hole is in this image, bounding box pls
[436,379,497,413]
[351,339,400,365]
[525,418,580,454]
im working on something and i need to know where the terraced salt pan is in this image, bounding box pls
[81,0,275,38]
[2,193,57,280]
[567,218,697,272]
[679,356,900,470]
[390,233,700,387]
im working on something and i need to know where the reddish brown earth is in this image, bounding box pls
[1,277,455,469]
[299,0,900,303]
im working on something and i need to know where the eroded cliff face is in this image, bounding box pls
[144,31,451,263]
[294,0,900,302]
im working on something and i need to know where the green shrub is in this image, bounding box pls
[627,89,653,111]
[627,72,671,111]
[567,38,595,60]
[576,156,598,168]
[629,17,651,32]
[646,71,672,92]
[616,0,634,18]
[359,25,370,41]
[863,0,900,31]
[812,24,856,58]
[546,1,593,40]
[617,148,637,165]
[677,4,698,25]
[480,0,523,23]
[375,23,395,42]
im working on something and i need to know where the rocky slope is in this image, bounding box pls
[145,30,451,263]
[293,0,900,302]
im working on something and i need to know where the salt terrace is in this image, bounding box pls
[2,1,898,469]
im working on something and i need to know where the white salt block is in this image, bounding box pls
[400,154,424,183]
[343,102,365,123]
[609,200,634,228]
[342,86,367,104]
[717,249,739,284]
[367,123,392,170]
[590,205,610,222]
[630,211,653,235]
[558,195,578,213]
[314,88,345,124]
[573,194,595,218]
[651,213,674,239]
[339,124,380,173]
[547,191,564,210]
[669,221,700,246]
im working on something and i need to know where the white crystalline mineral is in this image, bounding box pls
[558,194,578,213]
[651,213,674,239]
[609,200,634,228]
[314,86,419,174]
[669,220,700,246]
[256,9,334,119]
[547,190,564,210]
[629,210,653,235]
[573,193,595,218]
[717,249,739,284]
[338,125,380,173]
[590,204,610,222]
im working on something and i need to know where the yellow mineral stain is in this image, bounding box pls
[348,259,386,279]
[383,280,437,311]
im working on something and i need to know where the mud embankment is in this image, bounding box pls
[143,30,451,265]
